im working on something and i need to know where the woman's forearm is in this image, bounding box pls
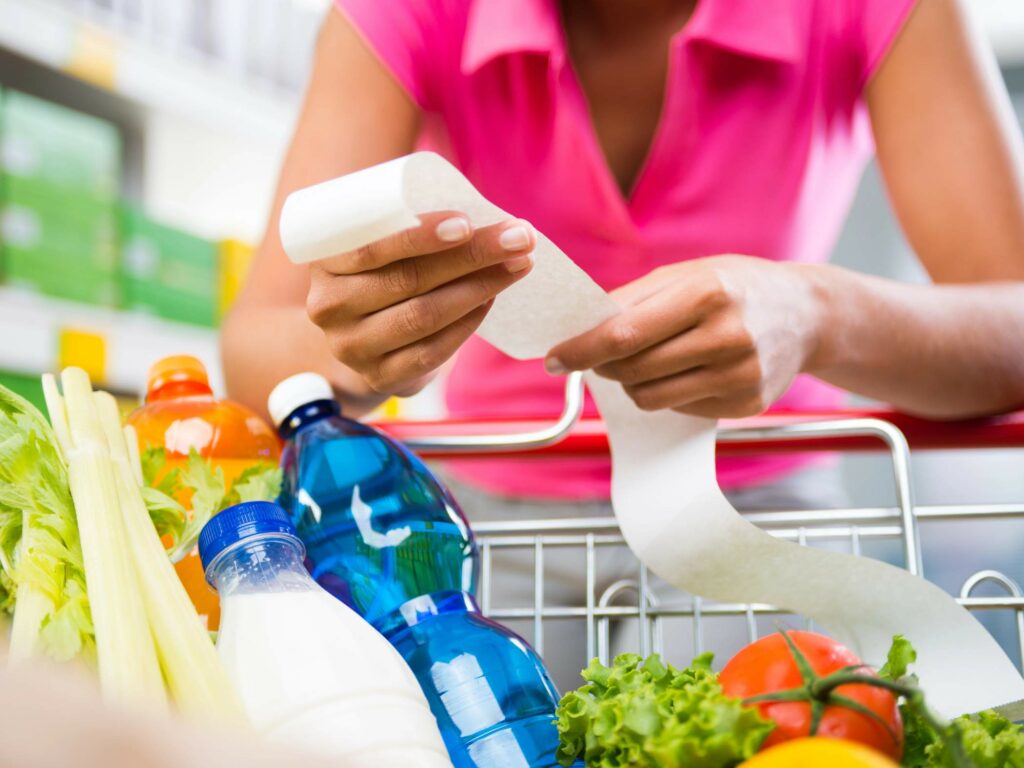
[221,304,387,421]
[801,263,1024,418]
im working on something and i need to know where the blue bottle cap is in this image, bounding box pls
[198,501,301,574]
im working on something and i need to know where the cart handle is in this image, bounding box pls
[373,372,1024,457]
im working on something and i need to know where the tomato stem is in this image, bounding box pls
[740,632,907,750]
[741,632,974,768]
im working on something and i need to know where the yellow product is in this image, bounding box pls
[218,239,254,317]
[58,327,107,383]
[740,737,898,768]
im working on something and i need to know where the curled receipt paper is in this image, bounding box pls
[280,151,1024,717]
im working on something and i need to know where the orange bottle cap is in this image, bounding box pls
[147,355,211,399]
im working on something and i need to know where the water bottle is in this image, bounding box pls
[199,500,451,767]
[269,373,568,768]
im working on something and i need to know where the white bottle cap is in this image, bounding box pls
[267,372,335,428]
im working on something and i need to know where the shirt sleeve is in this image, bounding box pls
[853,0,919,88]
[334,0,443,110]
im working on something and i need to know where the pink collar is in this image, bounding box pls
[461,0,801,75]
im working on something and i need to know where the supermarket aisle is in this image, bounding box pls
[0,1,331,405]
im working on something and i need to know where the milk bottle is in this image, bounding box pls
[199,500,451,767]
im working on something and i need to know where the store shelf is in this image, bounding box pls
[0,0,297,142]
[0,286,222,396]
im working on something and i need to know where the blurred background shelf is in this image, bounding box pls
[0,285,221,397]
[0,0,329,241]
[0,0,316,142]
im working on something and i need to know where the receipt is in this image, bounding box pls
[280,151,1024,716]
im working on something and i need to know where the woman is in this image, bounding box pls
[223,0,1024,684]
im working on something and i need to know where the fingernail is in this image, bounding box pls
[436,217,471,243]
[505,252,534,273]
[498,222,532,251]
[544,357,568,375]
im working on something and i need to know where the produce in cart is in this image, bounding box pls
[555,632,1024,767]
[0,382,91,663]
[740,738,898,767]
[0,370,243,720]
[719,631,902,758]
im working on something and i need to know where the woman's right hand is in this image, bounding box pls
[306,211,536,396]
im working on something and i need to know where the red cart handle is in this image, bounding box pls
[372,372,1024,458]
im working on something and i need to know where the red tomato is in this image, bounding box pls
[719,631,903,760]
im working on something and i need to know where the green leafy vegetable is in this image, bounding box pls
[141,445,180,498]
[139,447,281,562]
[877,636,935,766]
[140,486,187,547]
[168,452,228,562]
[0,384,94,662]
[555,652,773,767]
[226,462,284,506]
[927,711,1024,767]
[878,635,1024,767]
[879,634,917,682]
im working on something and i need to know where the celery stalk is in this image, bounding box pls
[42,369,165,708]
[93,393,245,723]
[8,576,53,661]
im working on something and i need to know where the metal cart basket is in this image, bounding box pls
[377,372,1024,678]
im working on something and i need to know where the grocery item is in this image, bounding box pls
[739,738,899,767]
[120,206,220,327]
[0,89,121,200]
[5,368,244,720]
[217,238,254,316]
[719,630,903,759]
[0,89,121,307]
[200,500,450,767]
[128,354,279,628]
[41,369,164,706]
[557,633,1024,767]
[555,653,772,767]
[270,372,569,767]
[875,637,1024,767]
[0,381,91,663]
[1,172,119,307]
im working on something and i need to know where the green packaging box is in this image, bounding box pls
[121,277,218,327]
[1,175,120,307]
[3,249,120,306]
[119,206,220,327]
[1,175,118,274]
[0,89,121,200]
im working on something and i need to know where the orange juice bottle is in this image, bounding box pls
[128,355,280,630]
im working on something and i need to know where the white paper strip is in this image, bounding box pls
[280,151,1024,717]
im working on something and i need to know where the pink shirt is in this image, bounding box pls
[336,0,917,500]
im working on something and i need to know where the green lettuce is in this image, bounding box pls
[555,652,773,767]
[0,384,94,661]
[880,635,1024,767]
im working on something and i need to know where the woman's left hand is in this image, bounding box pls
[544,256,826,418]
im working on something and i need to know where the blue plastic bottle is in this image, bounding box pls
[268,373,568,768]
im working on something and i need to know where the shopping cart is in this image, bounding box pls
[376,371,1024,678]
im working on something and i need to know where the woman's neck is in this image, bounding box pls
[566,0,689,41]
